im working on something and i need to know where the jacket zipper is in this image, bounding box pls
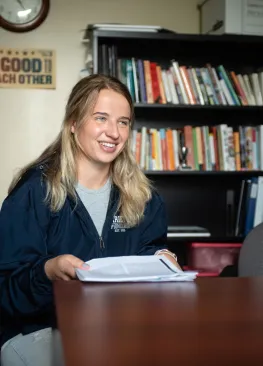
[99,236,105,250]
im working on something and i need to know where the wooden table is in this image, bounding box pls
[54,277,263,366]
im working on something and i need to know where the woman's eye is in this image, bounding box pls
[119,121,129,126]
[96,116,106,122]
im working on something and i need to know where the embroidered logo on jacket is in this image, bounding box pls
[111,216,129,232]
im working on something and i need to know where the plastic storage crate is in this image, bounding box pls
[187,242,242,276]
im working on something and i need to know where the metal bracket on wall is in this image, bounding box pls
[197,0,224,35]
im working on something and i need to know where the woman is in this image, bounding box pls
[0,74,179,365]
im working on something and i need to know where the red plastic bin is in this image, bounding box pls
[183,266,219,277]
[187,243,242,275]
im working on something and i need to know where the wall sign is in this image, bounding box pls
[243,0,263,34]
[0,48,56,89]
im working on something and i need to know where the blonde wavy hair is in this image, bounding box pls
[9,74,152,227]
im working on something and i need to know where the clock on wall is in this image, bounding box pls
[0,0,50,33]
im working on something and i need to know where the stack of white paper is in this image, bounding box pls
[89,24,162,33]
[76,255,198,282]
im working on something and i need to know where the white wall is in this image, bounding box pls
[0,0,199,203]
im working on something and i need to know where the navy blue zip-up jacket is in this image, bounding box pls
[0,166,168,347]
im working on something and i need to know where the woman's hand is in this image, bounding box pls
[155,250,182,270]
[44,254,89,281]
[161,253,182,270]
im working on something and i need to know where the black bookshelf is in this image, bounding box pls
[145,170,263,177]
[134,103,263,111]
[86,28,263,269]
[168,236,244,243]
[87,29,263,74]
[85,28,263,44]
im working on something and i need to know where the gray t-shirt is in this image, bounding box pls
[76,178,111,236]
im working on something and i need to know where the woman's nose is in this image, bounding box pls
[106,121,119,139]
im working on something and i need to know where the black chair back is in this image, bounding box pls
[238,223,263,277]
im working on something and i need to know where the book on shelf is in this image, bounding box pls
[235,176,263,237]
[95,43,263,107]
[132,124,263,172]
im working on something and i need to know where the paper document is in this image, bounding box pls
[76,255,198,282]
